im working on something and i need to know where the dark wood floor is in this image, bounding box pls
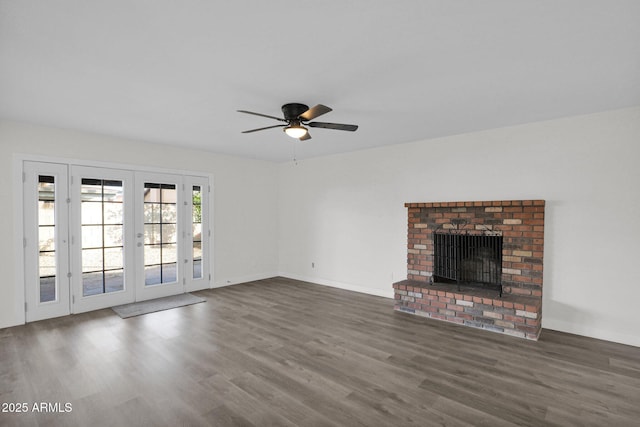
[1,277,640,426]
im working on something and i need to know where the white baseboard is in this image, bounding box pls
[213,272,279,288]
[543,319,640,348]
[278,272,394,299]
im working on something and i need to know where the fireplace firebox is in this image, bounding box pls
[433,225,503,296]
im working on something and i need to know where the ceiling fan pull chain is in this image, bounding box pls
[292,141,298,165]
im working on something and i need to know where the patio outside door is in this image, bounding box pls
[135,172,184,301]
[70,166,135,313]
[22,161,211,321]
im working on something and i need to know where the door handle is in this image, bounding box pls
[137,233,143,238]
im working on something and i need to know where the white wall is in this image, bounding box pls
[278,107,640,347]
[3,107,640,347]
[0,120,279,328]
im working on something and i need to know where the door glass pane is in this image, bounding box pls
[81,178,125,296]
[38,176,56,303]
[105,270,124,292]
[192,186,203,279]
[103,203,123,224]
[144,203,160,223]
[82,225,103,248]
[104,225,124,246]
[143,183,177,285]
[81,202,102,224]
[38,226,55,251]
[144,224,161,244]
[162,224,177,243]
[161,204,176,223]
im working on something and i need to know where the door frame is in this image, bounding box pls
[13,154,214,325]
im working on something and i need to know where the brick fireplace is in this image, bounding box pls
[393,200,544,340]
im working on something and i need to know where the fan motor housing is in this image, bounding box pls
[281,103,309,121]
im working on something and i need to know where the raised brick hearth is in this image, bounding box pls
[394,200,544,340]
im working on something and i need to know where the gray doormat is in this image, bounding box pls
[112,293,206,318]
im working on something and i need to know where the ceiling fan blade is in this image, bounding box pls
[237,110,287,122]
[241,124,286,133]
[308,122,358,132]
[299,104,332,121]
[299,132,312,141]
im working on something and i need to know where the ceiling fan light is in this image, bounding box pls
[284,124,308,139]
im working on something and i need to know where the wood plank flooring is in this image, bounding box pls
[1,277,640,426]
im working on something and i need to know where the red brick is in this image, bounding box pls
[525,304,539,313]
[523,206,544,213]
[504,314,525,323]
[510,288,533,297]
[515,324,539,334]
[526,318,540,326]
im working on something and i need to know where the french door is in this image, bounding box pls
[70,166,135,313]
[23,162,71,322]
[135,172,185,301]
[23,161,210,320]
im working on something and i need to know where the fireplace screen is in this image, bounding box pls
[433,231,503,296]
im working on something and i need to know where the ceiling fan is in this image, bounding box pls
[237,103,358,141]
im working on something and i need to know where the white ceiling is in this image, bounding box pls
[1,1,639,162]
